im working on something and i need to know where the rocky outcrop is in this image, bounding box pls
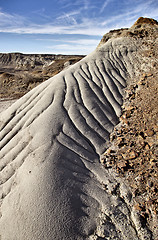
[98,17,158,47]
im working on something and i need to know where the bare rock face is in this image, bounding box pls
[98,17,158,47]
[0,18,157,240]
[133,16,158,26]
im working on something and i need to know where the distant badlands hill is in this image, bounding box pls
[0,53,84,99]
[0,17,158,240]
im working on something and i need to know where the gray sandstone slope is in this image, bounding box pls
[0,36,154,240]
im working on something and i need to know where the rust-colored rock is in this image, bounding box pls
[133,17,158,26]
[122,150,137,160]
[145,129,155,137]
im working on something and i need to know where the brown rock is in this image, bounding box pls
[125,110,132,118]
[133,17,158,26]
[145,143,150,150]
[117,137,124,144]
[117,155,123,160]
[153,125,158,132]
[138,80,145,85]
[134,203,142,211]
[145,129,155,137]
[146,73,153,77]
[120,116,129,125]
[117,160,128,169]
[136,138,145,147]
[122,150,137,160]
[124,106,134,111]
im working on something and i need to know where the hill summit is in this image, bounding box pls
[98,17,158,47]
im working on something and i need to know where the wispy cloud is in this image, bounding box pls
[57,10,80,20]
[56,10,80,24]
[0,23,108,36]
[64,39,100,45]
[0,9,108,36]
[31,8,53,21]
[83,0,90,10]
[46,42,96,55]
[101,0,158,27]
[58,0,90,10]
[0,0,157,37]
[42,38,100,46]
[0,9,26,27]
[100,0,111,13]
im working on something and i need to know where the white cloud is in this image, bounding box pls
[100,0,112,13]
[0,10,26,27]
[45,37,100,55]
[57,10,80,20]
[58,0,90,10]
[31,8,53,21]
[0,1,157,37]
[46,43,95,55]
[83,0,89,10]
[101,1,158,28]
[64,39,100,45]
[0,23,108,36]
[56,10,80,25]
[0,13,109,36]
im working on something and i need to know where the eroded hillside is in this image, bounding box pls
[101,17,158,239]
[0,53,84,99]
[0,17,157,240]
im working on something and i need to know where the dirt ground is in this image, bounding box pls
[101,55,158,238]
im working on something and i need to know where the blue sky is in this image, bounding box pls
[0,0,158,54]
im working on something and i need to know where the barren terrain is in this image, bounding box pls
[0,53,84,99]
[101,17,158,239]
[0,17,157,240]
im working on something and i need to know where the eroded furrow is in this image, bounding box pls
[0,37,148,240]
